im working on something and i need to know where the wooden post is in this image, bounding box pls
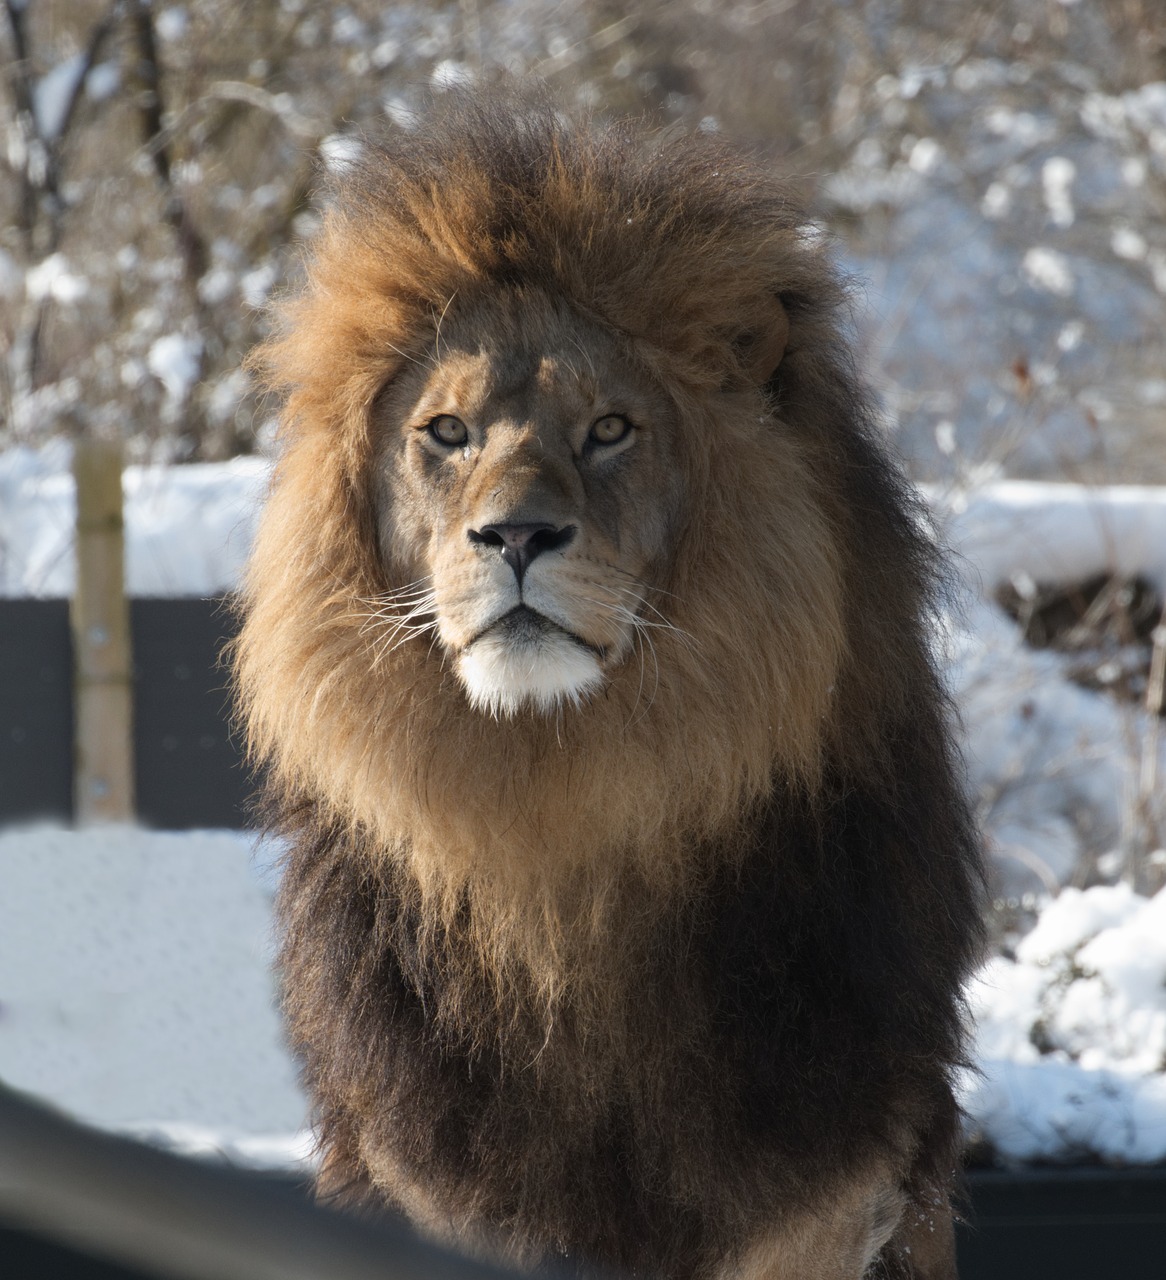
[72,436,134,823]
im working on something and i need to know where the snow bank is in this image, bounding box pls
[934,480,1166,597]
[0,825,307,1158]
[4,824,1165,1169]
[946,598,1154,895]
[0,444,268,597]
[963,883,1166,1164]
[931,482,1166,897]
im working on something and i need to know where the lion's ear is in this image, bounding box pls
[732,296,790,387]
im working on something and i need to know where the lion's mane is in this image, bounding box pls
[234,92,983,1278]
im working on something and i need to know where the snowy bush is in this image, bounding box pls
[963,883,1166,1164]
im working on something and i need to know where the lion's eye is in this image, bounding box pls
[589,415,632,446]
[428,415,468,447]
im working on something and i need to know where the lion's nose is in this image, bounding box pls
[468,522,576,585]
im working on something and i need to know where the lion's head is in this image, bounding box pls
[371,290,688,718]
[235,94,941,946]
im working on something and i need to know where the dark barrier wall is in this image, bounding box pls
[5,1165,1166,1280]
[0,599,74,823]
[958,1165,1166,1279]
[0,598,252,829]
[130,598,252,828]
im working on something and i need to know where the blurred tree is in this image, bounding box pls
[0,0,1162,474]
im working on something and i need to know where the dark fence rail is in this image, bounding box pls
[0,1083,516,1280]
[0,598,251,828]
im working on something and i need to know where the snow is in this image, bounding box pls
[147,333,203,404]
[962,884,1166,1164]
[947,601,1135,892]
[0,825,310,1167]
[1041,157,1076,225]
[2,448,1165,1169]
[155,8,189,44]
[431,60,475,90]
[0,444,268,597]
[239,263,277,309]
[5,824,1164,1170]
[318,133,363,175]
[197,266,236,306]
[981,181,1011,219]
[1112,225,1149,261]
[25,252,88,304]
[962,1056,1166,1165]
[1022,246,1076,296]
[936,481,1166,894]
[935,480,1166,595]
[33,54,86,141]
[84,62,121,104]
[907,137,942,175]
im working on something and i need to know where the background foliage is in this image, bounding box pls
[1,0,1164,475]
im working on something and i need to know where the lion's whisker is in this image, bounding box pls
[432,290,458,362]
[610,568,685,603]
[370,622,441,666]
[359,608,438,644]
[359,576,436,601]
[606,584,686,630]
[352,583,442,666]
[617,593,675,628]
[384,340,425,368]
[362,590,438,612]
[574,592,695,652]
[625,617,661,729]
[362,599,437,623]
[626,622,648,727]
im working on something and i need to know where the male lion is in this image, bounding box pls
[235,94,983,1280]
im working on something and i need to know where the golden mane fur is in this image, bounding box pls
[235,99,942,1010]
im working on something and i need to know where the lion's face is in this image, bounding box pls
[373,292,685,716]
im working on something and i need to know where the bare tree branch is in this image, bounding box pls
[1,0,122,251]
[1,0,122,405]
[130,0,208,282]
[53,0,123,156]
[2,0,47,249]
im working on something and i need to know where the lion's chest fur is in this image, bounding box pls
[277,780,961,1277]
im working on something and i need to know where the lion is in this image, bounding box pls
[233,92,984,1280]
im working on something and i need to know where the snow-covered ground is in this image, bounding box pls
[2,446,1164,1168]
[3,824,1164,1169]
[0,825,313,1170]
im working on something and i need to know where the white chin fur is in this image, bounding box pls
[457,628,604,717]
